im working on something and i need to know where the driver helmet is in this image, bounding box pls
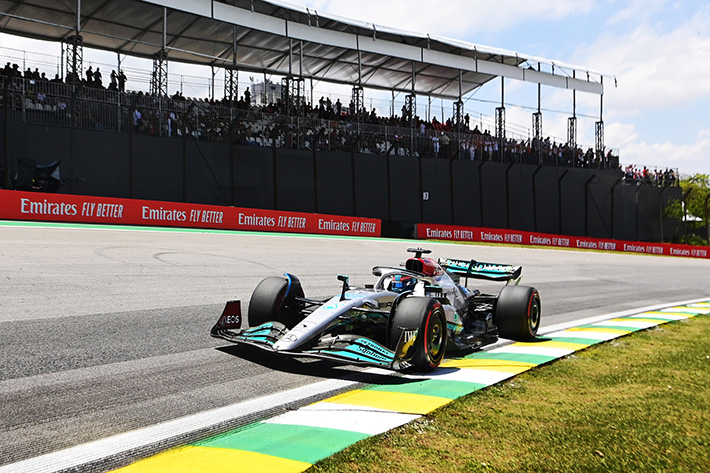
[390,274,416,293]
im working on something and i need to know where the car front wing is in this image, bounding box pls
[211,321,414,370]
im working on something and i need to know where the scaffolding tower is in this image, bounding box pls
[567,116,577,150]
[532,111,542,164]
[351,86,364,122]
[595,120,605,164]
[495,107,505,139]
[453,100,464,132]
[150,50,168,97]
[224,67,238,103]
[404,94,416,126]
[281,76,305,117]
[63,35,83,84]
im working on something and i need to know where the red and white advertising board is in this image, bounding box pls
[2,190,707,259]
[416,223,710,260]
[0,190,381,237]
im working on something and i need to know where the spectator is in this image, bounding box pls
[133,108,142,132]
[440,132,450,159]
[109,70,118,90]
[432,134,440,157]
[118,70,127,92]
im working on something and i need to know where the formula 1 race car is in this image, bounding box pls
[211,248,541,372]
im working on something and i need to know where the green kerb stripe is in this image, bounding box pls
[366,379,488,399]
[195,422,369,464]
[465,351,557,365]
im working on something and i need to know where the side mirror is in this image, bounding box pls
[337,274,349,301]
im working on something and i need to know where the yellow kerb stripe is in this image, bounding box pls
[441,358,536,373]
[323,389,450,415]
[110,446,310,473]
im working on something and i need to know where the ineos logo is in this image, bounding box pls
[222,315,240,325]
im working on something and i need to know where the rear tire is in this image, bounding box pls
[390,297,447,372]
[494,285,541,341]
[248,275,304,329]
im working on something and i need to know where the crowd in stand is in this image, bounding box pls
[1,61,677,182]
[622,164,677,187]
[2,61,126,91]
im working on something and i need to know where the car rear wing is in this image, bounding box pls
[439,258,522,284]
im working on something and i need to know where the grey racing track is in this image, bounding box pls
[1,223,708,469]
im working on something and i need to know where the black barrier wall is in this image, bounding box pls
[2,120,681,241]
[451,160,482,227]
[316,152,355,216]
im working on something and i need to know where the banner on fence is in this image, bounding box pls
[2,190,707,259]
[416,223,709,259]
[0,190,381,237]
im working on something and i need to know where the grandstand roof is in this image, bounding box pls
[0,0,607,98]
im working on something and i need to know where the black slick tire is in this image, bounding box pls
[494,285,541,341]
[248,275,304,329]
[390,297,447,372]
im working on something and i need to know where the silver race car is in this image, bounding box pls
[211,248,541,372]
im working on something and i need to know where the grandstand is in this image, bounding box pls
[0,1,611,147]
[0,0,682,242]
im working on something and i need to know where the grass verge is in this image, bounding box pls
[309,315,710,473]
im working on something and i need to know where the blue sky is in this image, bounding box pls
[1,0,708,175]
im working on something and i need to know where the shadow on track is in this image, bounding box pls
[215,344,403,386]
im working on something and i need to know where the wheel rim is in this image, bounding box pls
[528,296,541,334]
[427,313,444,360]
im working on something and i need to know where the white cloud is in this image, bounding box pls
[308,0,594,41]
[605,0,669,26]
[611,125,710,174]
[567,2,710,174]
[605,122,639,150]
[575,4,710,117]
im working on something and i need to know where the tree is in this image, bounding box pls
[665,173,710,245]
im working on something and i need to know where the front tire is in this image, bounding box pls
[494,285,541,341]
[390,297,447,372]
[248,275,304,329]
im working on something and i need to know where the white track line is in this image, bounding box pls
[0,378,357,473]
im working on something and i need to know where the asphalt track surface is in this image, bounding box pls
[1,222,709,470]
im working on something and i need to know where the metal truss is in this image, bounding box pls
[281,76,305,117]
[567,116,577,150]
[151,50,168,97]
[224,67,238,103]
[64,35,83,84]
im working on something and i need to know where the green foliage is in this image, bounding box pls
[664,173,710,245]
[679,173,710,226]
[664,198,684,221]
